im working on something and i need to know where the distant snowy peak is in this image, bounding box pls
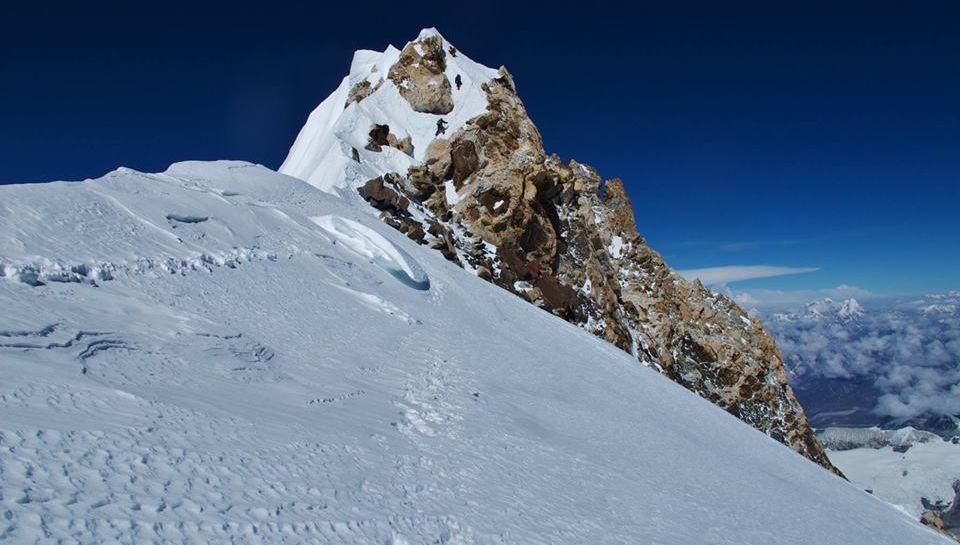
[818,426,942,451]
[838,298,865,319]
[279,28,500,194]
[803,297,836,318]
[920,292,960,315]
[784,297,865,320]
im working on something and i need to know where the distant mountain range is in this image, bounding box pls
[764,293,960,438]
[762,293,960,539]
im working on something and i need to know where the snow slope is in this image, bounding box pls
[0,162,947,544]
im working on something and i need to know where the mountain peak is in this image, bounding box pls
[280,29,499,194]
[838,297,865,318]
[416,26,445,41]
[277,30,840,475]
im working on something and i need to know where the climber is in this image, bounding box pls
[449,45,457,57]
[435,118,448,137]
[455,74,462,90]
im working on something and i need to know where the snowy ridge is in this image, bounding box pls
[280,28,499,195]
[0,162,331,286]
[0,162,949,543]
[819,426,943,451]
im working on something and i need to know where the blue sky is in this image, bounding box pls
[1,3,957,300]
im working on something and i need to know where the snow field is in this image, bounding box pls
[0,161,949,544]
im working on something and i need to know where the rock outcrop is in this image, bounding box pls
[387,34,454,115]
[284,29,840,475]
[365,124,414,156]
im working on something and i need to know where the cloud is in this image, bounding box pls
[726,284,873,309]
[677,265,819,285]
[762,292,960,421]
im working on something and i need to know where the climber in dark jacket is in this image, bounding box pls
[435,118,448,137]
[455,74,462,90]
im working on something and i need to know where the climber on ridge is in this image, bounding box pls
[435,118,448,137]
[455,74,462,90]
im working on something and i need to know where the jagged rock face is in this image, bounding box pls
[616,252,833,468]
[345,79,380,108]
[388,35,454,115]
[358,175,409,214]
[347,39,839,474]
[365,124,414,156]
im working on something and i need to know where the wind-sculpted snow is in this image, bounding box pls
[0,162,949,544]
[311,215,430,290]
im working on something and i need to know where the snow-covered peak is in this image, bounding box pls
[804,298,836,317]
[416,26,444,41]
[838,297,865,319]
[799,297,865,320]
[279,29,500,196]
[919,291,960,315]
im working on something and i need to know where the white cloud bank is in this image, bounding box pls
[763,293,960,421]
[729,284,874,309]
[677,265,819,285]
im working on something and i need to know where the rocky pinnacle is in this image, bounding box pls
[347,32,840,475]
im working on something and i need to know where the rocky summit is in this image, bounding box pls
[280,28,838,474]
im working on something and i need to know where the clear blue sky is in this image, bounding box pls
[1,3,957,298]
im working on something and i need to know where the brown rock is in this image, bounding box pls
[357,46,842,476]
[345,79,380,108]
[603,178,640,241]
[363,124,415,157]
[921,511,946,532]
[358,177,409,214]
[450,139,479,186]
[425,139,452,181]
[535,275,580,317]
[366,124,390,152]
[399,219,426,244]
[393,135,414,157]
[387,35,453,115]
